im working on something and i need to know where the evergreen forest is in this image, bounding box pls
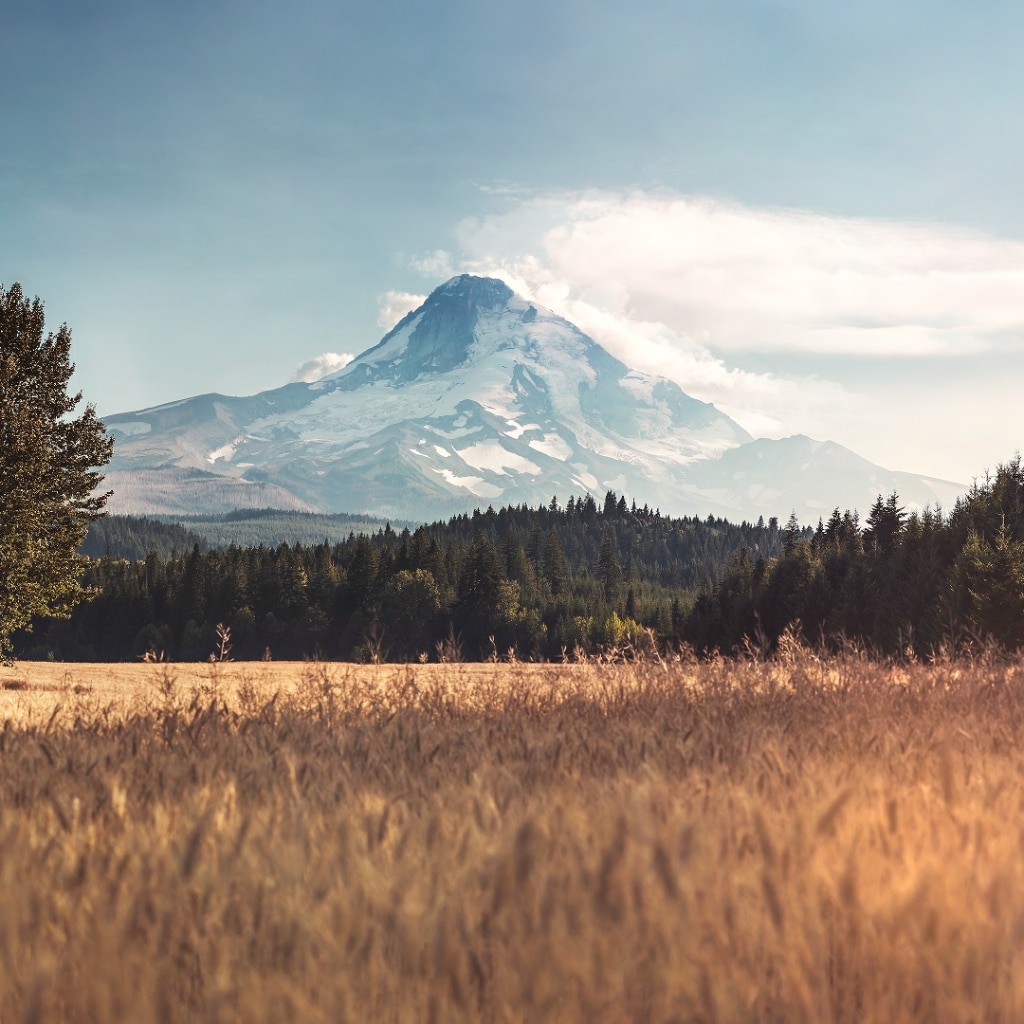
[17,494,788,662]
[14,458,1024,662]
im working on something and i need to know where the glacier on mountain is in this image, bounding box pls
[101,275,965,522]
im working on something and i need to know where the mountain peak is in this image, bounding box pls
[100,274,963,524]
[329,275,531,388]
[433,274,514,308]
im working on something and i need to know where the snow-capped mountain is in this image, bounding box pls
[102,275,965,522]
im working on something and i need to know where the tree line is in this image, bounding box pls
[15,494,787,662]
[687,456,1024,656]
[6,280,1024,665]
[16,458,1024,663]
[79,515,208,561]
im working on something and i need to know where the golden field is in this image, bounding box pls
[2,648,1024,1022]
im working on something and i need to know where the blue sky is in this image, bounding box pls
[4,0,1024,484]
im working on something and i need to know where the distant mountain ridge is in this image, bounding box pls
[102,275,965,523]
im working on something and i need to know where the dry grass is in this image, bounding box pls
[2,649,1024,1021]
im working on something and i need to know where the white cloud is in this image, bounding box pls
[292,352,354,383]
[402,189,1024,480]
[536,297,859,441]
[405,191,872,440]
[409,249,457,280]
[450,189,1024,359]
[377,290,426,330]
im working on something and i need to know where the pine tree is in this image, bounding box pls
[543,530,569,596]
[345,535,378,613]
[782,512,801,555]
[0,284,112,657]
[952,523,1024,648]
[454,532,505,655]
[864,492,906,554]
[598,525,622,601]
[525,522,544,568]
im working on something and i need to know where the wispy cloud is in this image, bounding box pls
[377,290,427,330]
[450,189,1024,359]
[292,352,354,383]
[530,297,858,439]
[406,189,1024,454]
[409,250,457,280]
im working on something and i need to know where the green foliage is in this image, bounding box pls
[0,284,112,658]
[598,525,622,601]
[598,610,646,649]
[19,490,786,661]
[176,508,409,548]
[685,458,1024,657]
[951,526,1024,648]
[454,533,506,656]
[543,529,569,596]
[381,569,442,660]
[44,460,1024,661]
[79,515,206,560]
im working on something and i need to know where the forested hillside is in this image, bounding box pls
[28,461,1024,663]
[80,516,208,560]
[24,494,787,661]
[80,510,409,558]
[688,456,1024,656]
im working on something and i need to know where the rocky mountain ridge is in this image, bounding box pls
[102,275,964,523]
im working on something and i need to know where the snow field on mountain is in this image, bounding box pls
[102,275,967,521]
